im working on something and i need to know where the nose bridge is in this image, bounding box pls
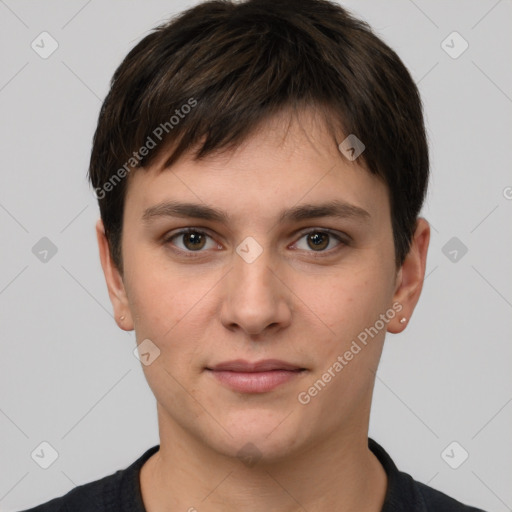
[234,250,275,300]
[221,239,291,335]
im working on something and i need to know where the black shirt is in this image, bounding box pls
[19,438,487,511]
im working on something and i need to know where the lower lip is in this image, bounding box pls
[207,369,304,393]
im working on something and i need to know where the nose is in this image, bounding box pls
[220,247,292,337]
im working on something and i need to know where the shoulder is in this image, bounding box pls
[396,469,488,512]
[17,445,159,512]
[414,478,487,512]
[368,438,488,512]
[17,470,120,512]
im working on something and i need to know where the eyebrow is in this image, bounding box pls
[141,199,371,224]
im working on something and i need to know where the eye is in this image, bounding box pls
[165,229,220,252]
[293,230,345,252]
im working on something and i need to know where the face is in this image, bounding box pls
[98,109,429,464]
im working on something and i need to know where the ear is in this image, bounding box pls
[96,219,134,331]
[387,217,430,334]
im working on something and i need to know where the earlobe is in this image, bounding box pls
[95,219,134,331]
[387,218,430,334]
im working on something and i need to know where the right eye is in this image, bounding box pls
[164,228,222,254]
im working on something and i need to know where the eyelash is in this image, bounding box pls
[163,227,349,258]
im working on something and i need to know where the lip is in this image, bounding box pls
[207,359,304,372]
[205,359,306,393]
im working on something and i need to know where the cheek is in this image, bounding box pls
[123,240,185,327]
[129,273,198,339]
[124,251,219,360]
[296,262,393,339]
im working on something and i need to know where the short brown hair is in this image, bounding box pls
[88,0,429,274]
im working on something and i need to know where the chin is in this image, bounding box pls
[212,414,305,463]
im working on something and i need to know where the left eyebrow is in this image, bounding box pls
[141,199,371,224]
[278,200,371,224]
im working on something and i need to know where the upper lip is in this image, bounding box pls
[207,359,305,372]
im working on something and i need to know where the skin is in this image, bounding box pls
[96,108,430,512]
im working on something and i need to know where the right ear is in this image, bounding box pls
[95,219,134,331]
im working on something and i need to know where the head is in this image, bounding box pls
[90,0,430,462]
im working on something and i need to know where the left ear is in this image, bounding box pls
[387,217,430,334]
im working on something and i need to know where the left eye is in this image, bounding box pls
[293,231,343,252]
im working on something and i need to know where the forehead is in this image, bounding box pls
[123,109,389,223]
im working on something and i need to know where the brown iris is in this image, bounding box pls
[307,232,329,251]
[183,232,207,250]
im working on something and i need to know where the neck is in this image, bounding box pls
[140,417,387,512]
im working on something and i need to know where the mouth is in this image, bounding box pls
[205,359,307,393]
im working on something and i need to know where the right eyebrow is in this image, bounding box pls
[142,201,228,224]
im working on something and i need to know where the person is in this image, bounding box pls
[20,0,487,510]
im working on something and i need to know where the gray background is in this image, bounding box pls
[1,1,511,511]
